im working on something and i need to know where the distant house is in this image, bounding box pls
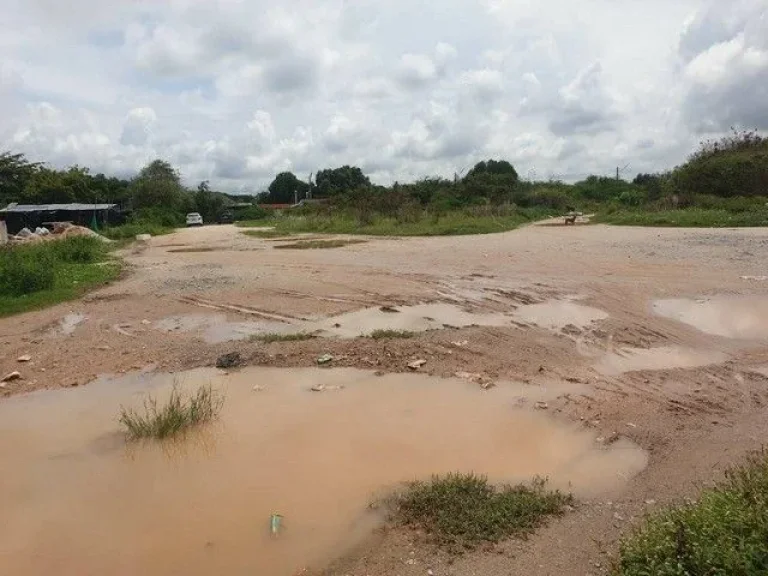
[0,203,123,235]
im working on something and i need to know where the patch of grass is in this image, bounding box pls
[0,238,121,317]
[273,239,367,249]
[388,473,572,552]
[118,385,224,441]
[102,222,176,240]
[595,208,768,227]
[369,329,417,340]
[250,332,317,343]
[616,450,768,576]
[242,228,289,238]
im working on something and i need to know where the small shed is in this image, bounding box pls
[0,203,122,235]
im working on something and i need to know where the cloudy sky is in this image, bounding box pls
[1,0,766,192]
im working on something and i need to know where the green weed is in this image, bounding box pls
[368,329,416,340]
[250,332,317,343]
[118,385,224,441]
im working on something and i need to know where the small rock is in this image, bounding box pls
[534,401,549,410]
[408,359,427,370]
[405,559,416,566]
[17,355,32,363]
[311,384,326,392]
[645,499,656,506]
[216,352,243,369]
[253,385,264,392]
[451,340,469,347]
[2,371,22,383]
[428,570,434,576]
[380,306,399,314]
[141,319,152,326]
[70,381,80,388]
[626,422,637,428]
[97,345,111,351]
[317,354,334,365]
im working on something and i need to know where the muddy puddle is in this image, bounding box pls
[653,296,768,339]
[157,299,609,343]
[512,299,609,330]
[595,346,728,375]
[55,312,87,336]
[0,368,646,576]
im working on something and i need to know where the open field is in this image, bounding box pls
[2,223,768,575]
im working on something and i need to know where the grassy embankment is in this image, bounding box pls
[616,450,768,575]
[239,206,553,237]
[0,236,121,317]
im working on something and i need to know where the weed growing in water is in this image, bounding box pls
[387,473,572,552]
[119,384,223,441]
[250,332,318,343]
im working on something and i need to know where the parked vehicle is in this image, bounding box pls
[186,212,203,227]
[218,211,234,224]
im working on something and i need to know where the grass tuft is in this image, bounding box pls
[250,332,318,343]
[595,208,768,228]
[616,450,768,575]
[388,473,572,552]
[369,329,417,340]
[119,385,224,441]
[242,228,291,239]
[273,239,367,249]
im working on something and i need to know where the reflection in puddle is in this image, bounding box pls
[595,346,728,375]
[0,368,646,576]
[156,299,610,343]
[653,296,768,339]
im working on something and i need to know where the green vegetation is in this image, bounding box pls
[273,239,367,249]
[0,237,120,317]
[388,473,572,552]
[595,207,768,227]
[369,329,416,340]
[616,451,768,576]
[119,385,223,441]
[241,228,292,238]
[241,207,551,237]
[250,332,317,343]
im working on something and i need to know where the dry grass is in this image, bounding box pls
[273,239,367,250]
[250,332,318,343]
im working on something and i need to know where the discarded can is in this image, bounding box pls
[270,514,283,536]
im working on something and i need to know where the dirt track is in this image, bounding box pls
[2,222,768,575]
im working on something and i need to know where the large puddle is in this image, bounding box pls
[157,299,609,343]
[0,368,646,576]
[653,296,768,339]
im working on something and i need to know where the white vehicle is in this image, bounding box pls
[186,212,203,227]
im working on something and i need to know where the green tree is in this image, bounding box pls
[0,152,42,205]
[194,180,225,222]
[265,172,308,204]
[315,166,371,197]
[130,159,185,210]
[466,160,519,181]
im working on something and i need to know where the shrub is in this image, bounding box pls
[49,236,106,263]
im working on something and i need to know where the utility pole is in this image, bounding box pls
[616,167,620,181]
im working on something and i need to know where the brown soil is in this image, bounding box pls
[2,223,768,575]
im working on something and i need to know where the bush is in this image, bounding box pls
[0,244,57,296]
[234,205,269,221]
[616,451,768,576]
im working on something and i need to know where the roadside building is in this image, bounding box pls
[0,203,122,235]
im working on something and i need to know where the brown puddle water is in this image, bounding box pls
[0,368,647,576]
[653,296,768,339]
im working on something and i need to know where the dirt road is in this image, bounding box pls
[2,223,768,575]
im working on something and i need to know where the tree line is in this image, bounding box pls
[2,129,766,225]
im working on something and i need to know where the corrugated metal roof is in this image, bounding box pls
[0,203,117,213]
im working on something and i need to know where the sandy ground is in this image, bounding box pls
[2,222,768,575]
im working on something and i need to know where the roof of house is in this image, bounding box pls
[0,203,118,213]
